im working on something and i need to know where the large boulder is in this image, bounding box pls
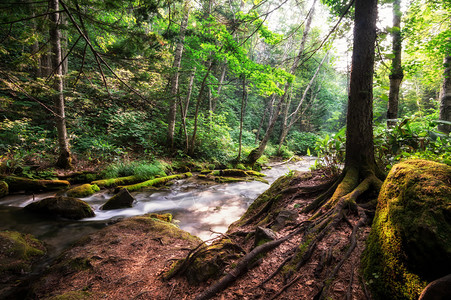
[101,188,135,210]
[362,159,451,300]
[24,196,95,220]
[0,181,8,198]
[66,184,100,198]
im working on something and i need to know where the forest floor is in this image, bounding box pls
[28,170,372,300]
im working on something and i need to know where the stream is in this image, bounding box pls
[0,157,315,260]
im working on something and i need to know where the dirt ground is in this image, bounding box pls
[27,170,373,300]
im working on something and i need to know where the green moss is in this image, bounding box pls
[0,230,45,274]
[91,175,144,188]
[236,163,246,170]
[45,291,102,300]
[0,180,8,198]
[148,213,173,223]
[362,160,451,300]
[3,176,70,193]
[66,184,100,198]
[182,239,244,284]
[119,216,201,243]
[119,173,192,192]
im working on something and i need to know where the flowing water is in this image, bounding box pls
[0,157,315,258]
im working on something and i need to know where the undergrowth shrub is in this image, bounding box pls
[101,160,167,180]
[286,131,320,155]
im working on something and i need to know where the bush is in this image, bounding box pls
[101,160,167,180]
[286,131,321,155]
[374,115,451,170]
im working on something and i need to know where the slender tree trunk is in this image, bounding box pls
[345,0,378,171]
[386,0,403,127]
[188,62,213,156]
[255,97,270,144]
[167,2,190,151]
[237,75,247,162]
[438,55,451,134]
[211,62,227,113]
[180,67,196,151]
[50,0,72,169]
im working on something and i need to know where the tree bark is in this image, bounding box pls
[386,0,403,127]
[50,0,72,169]
[167,2,190,152]
[180,67,196,152]
[237,75,247,162]
[438,55,451,134]
[345,0,378,171]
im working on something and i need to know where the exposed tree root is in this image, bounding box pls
[172,166,383,300]
[193,222,311,300]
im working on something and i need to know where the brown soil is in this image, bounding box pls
[28,170,373,300]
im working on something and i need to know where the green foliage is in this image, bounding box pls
[101,160,167,180]
[374,115,451,170]
[185,112,234,162]
[286,131,321,155]
[313,127,346,172]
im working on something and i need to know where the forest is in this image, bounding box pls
[0,0,450,299]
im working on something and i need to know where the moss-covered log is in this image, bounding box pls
[362,160,451,300]
[118,172,192,192]
[66,184,100,198]
[2,176,70,193]
[91,175,147,188]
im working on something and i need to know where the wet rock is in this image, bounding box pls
[272,210,298,231]
[362,159,451,300]
[419,274,451,300]
[101,188,135,210]
[24,196,95,220]
[0,181,8,198]
[254,226,277,248]
[66,184,100,198]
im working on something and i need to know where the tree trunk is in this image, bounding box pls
[180,67,196,152]
[438,55,451,134]
[345,0,378,171]
[167,2,190,152]
[386,0,403,127]
[50,0,72,169]
[237,75,247,162]
[188,62,213,156]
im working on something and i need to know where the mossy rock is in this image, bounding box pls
[148,213,173,223]
[179,239,244,284]
[0,181,8,198]
[0,230,45,275]
[3,176,70,193]
[101,188,134,210]
[24,196,95,220]
[66,184,100,198]
[362,159,451,300]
